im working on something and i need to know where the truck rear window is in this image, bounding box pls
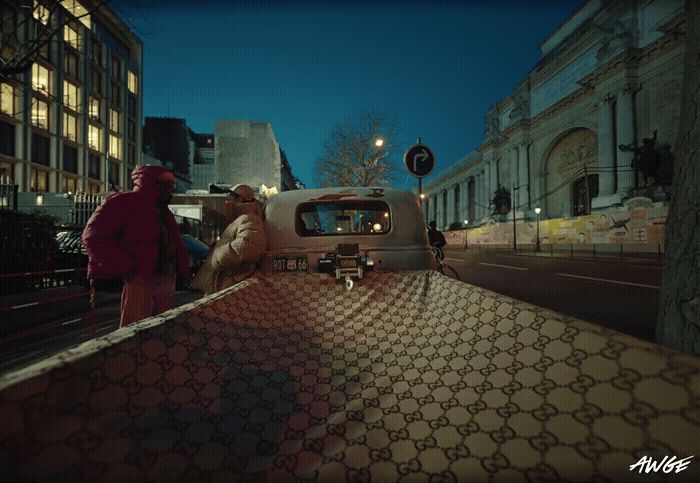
[296,200,391,236]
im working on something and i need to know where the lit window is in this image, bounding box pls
[63,80,80,111]
[89,96,100,120]
[109,134,121,159]
[0,161,13,184]
[32,63,51,96]
[63,112,78,141]
[1,83,14,116]
[33,1,49,25]
[30,168,49,192]
[128,71,137,94]
[110,108,119,132]
[62,0,91,28]
[64,24,79,49]
[88,124,102,151]
[62,176,77,193]
[31,97,48,129]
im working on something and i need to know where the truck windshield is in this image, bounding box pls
[296,200,391,236]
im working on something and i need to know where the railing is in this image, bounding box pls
[72,192,105,226]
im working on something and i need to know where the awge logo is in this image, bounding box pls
[630,455,693,474]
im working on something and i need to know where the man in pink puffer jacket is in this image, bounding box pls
[82,165,190,327]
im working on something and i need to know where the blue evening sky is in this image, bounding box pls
[112,0,585,189]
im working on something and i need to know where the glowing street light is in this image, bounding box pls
[374,137,385,148]
[534,207,542,253]
[463,219,469,249]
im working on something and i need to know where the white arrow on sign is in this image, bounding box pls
[413,148,429,172]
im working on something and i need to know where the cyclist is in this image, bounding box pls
[428,221,446,247]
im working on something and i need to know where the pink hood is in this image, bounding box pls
[131,165,173,193]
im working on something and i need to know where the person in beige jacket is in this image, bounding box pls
[191,184,267,295]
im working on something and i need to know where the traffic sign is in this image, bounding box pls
[403,143,435,178]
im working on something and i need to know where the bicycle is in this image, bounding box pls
[432,246,461,281]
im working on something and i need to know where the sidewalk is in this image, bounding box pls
[445,245,665,265]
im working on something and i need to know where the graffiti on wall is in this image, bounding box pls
[445,206,668,247]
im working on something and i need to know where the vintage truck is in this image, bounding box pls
[0,187,698,481]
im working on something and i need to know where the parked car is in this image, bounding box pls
[1,187,698,481]
[179,233,210,288]
[55,229,210,291]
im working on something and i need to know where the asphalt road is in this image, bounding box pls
[442,247,663,342]
[0,283,202,375]
[1,250,665,374]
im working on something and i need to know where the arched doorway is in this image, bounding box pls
[543,129,598,217]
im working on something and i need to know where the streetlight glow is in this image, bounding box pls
[374,137,384,147]
[534,207,541,252]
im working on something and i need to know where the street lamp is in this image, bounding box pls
[374,137,385,148]
[463,219,469,249]
[534,207,542,253]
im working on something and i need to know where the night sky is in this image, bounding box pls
[111,0,585,189]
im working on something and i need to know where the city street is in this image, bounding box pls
[442,247,663,341]
[0,283,202,375]
[1,248,665,376]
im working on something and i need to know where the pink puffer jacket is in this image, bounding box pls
[82,165,190,281]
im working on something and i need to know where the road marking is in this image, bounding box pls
[478,262,528,271]
[557,272,660,289]
[10,301,40,310]
[445,257,467,263]
[61,318,83,326]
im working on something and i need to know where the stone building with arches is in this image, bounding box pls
[423,0,684,230]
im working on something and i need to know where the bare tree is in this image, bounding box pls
[1,0,110,81]
[657,0,700,354]
[313,112,398,188]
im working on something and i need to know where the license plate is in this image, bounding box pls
[273,256,308,272]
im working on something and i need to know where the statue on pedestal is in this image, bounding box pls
[492,185,511,215]
[619,130,674,187]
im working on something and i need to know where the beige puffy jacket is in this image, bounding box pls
[191,213,266,295]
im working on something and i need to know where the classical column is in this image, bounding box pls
[616,86,636,194]
[518,143,529,209]
[489,159,498,198]
[435,192,442,228]
[461,180,469,223]
[440,189,447,229]
[446,185,456,227]
[432,194,438,223]
[597,94,615,196]
[472,174,479,221]
[479,171,486,219]
[485,162,492,214]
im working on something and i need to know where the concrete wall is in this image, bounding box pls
[215,121,282,191]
